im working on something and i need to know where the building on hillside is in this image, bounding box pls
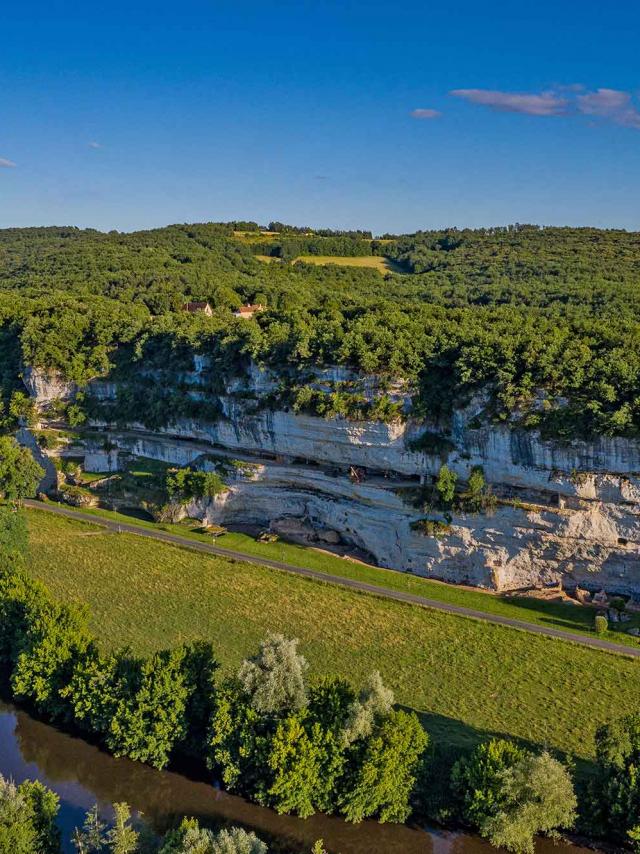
[233,303,265,319]
[182,301,213,316]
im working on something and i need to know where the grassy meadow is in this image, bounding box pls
[50,500,640,650]
[292,255,405,273]
[25,508,640,762]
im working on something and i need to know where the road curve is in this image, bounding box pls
[25,499,640,659]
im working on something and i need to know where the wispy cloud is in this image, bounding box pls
[450,85,640,129]
[576,88,640,129]
[410,108,441,119]
[88,141,102,149]
[450,88,567,116]
[0,157,16,168]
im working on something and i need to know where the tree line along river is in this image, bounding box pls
[0,701,602,854]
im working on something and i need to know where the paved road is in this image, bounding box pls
[25,499,640,659]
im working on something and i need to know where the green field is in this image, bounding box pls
[26,509,640,762]
[45,500,640,650]
[292,255,405,273]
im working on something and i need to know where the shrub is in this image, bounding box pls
[238,633,308,715]
[66,645,194,768]
[407,431,454,455]
[435,465,457,507]
[457,465,497,514]
[451,738,526,827]
[0,505,29,568]
[452,740,575,853]
[0,437,44,503]
[9,590,93,721]
[411,518,451,538]
[594,614,608,635]
[343,671,394,745]
[338,709,428,823]
[610,596,626,614]
[158,819,268,854]
[166,468,228,502]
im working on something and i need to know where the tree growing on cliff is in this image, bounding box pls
[435,465,457,507]
[8,391,37,427]
[0,437,44,504]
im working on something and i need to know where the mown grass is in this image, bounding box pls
[25,509,640,761]
[43,501,640,649]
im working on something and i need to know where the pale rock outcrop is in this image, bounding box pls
[23,362,640,595]
[22,368,76,404]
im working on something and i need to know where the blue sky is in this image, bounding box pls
[1,0,638,233]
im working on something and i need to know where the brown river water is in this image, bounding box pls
[0,701,603,854]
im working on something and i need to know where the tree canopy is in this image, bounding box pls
[2,222,640,439]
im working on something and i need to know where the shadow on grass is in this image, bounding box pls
[498,595,595,629]
[410,706,596,780]
[110,505,155,522]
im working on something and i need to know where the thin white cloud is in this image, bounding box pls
[88,141,102,149]
[576,88,640,129]
[450,88,568,116]
[0,157,16,168]
[450,85,640,130]
[411,108,441,119]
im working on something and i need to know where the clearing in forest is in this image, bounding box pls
[292,255,405,273]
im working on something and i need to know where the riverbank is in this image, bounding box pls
[0,700,602,854]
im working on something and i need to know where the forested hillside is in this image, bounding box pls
[1,222,639,439]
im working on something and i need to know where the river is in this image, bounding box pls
[0,701,602,854]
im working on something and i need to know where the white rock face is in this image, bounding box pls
[24,364,640,594]
[99,430,640,595]
[22,368,76,404]
[84,450,121,473]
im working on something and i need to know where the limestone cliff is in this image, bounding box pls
[23,364,640,595]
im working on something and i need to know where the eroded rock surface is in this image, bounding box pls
[23,365,640,595]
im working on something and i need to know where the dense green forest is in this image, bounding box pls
[1,222,640,439]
